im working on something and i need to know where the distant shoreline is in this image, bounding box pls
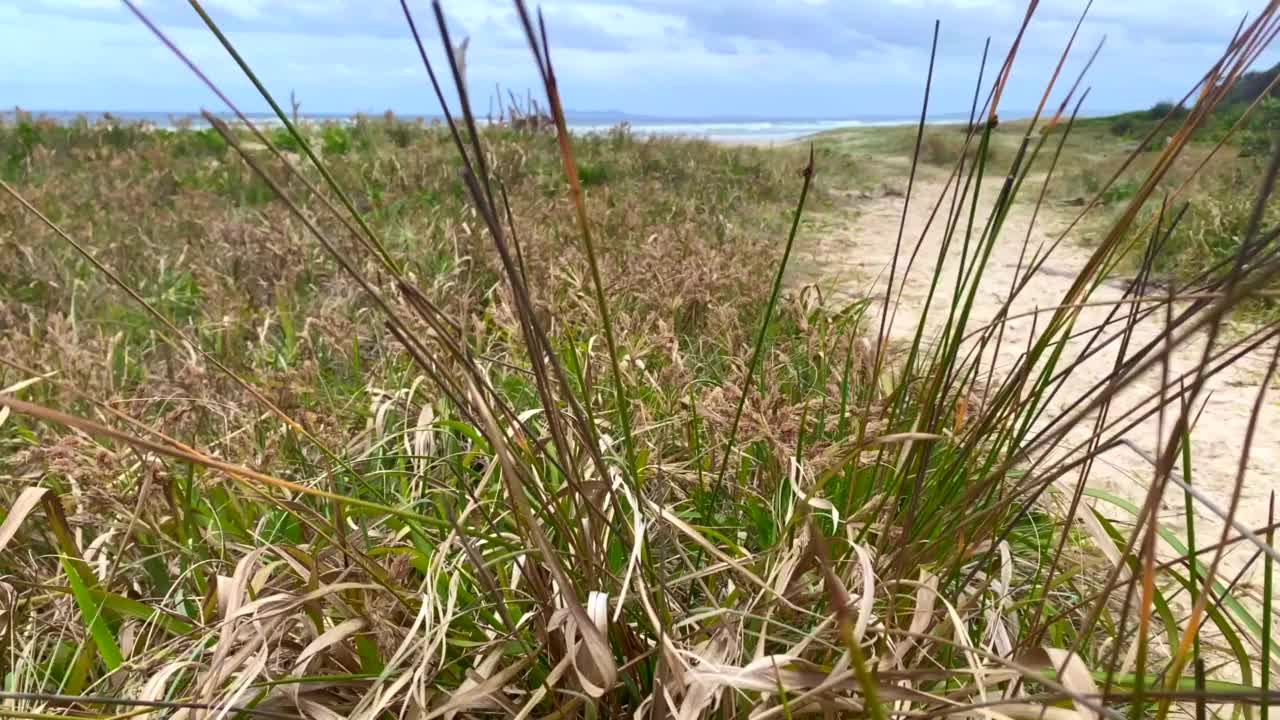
[2,108,983,145]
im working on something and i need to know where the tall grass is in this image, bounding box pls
[2,1,1280,718]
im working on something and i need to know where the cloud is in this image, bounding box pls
[1,0,1276,118]
[19,0,470,39]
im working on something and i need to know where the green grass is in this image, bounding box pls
[1049,97,1280,319]
[2,2,1280,718]
[811,122,1024,186]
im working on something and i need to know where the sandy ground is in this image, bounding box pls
[791,173,1280,605]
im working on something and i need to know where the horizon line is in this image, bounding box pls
[3,106,1125,123]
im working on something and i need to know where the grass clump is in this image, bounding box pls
[1143,163,1280,278]
[1060,92,1280,307]
[2,2,1280,719]
[814,122,1016,174]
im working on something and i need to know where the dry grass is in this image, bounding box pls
[0,115,818,460]
[1,1,1280,718]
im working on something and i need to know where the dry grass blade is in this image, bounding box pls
[426,653,534,719]
[465,380,618,697]
[0,488,50,554]
[0,395,443,531]
[1020,648,1102,720]
[511,0,640,479]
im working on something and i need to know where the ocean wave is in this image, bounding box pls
[564,117,925,143]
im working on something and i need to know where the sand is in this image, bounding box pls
[791,172,1280,598]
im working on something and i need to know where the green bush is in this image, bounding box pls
[270,125,300,152]
[172,127,227,157]
[576,160,610,186]
[321,124,353,155]
[1110,116,1136,136]
[1101,178,1139,204]
[1241,96,1280,157]
[1148,100,1187,119]
[386,118,415,148]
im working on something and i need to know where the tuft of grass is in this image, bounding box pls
[1,1,1280,719]
[813,122,1018,172]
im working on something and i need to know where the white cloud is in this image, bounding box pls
[0,0,1276,117]
[33,0,117,9]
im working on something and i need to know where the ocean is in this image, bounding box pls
[1,109,963,144]
[564,118,933,143]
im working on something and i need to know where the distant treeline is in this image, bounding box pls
[1222,61,1280,105]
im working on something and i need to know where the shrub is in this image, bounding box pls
[321,123,353,155]
[384,111,416,148]
[1145,164,1280,277]
[172,126,227,156]
[576,160,610,186]
[270,124,300,151]
[1148,100,1187,119]
[919,128,999,166]
[1241,96,1280,157]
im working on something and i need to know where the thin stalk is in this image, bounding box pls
[711,146,816,503]
[512,1,640,482]
[185,0,400,274]
[873,20,939,379]
[1180,403,1205,720]
[1265,493,1275,720]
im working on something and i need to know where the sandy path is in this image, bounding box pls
[791,175,1280,592]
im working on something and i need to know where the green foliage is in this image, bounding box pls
[1146,166,1279,277]
[1220,60,1280,106]
[270,125,300,152]
[321,123,353,155]
[385,114,416,148]
[1241,96,1280,157]
[1101,178,1140,203]
[576,160,610,186]
[174,127,228,156]
[1147,100,1187,120]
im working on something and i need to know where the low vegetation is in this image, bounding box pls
[1049,82,1280,299]
[1,2,1279,719]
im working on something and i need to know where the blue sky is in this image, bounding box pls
[1,0,1275,119]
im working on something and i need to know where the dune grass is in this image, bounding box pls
[1048,96,1280,316]
[2,1,1280,718]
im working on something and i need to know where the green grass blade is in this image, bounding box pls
[61,560,124,671]
[712,147,816,502]
[1088,488,1279,662]
[1264,493,1274,720]
[184,0,400,273]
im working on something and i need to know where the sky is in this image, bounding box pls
[1,0,1276,120]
